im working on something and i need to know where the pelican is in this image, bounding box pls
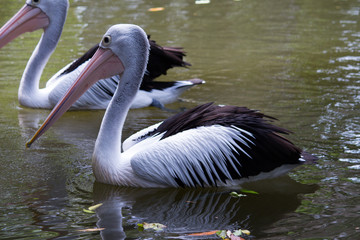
[26,24,316,188]
[0,0,203,109]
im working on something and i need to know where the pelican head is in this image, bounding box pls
[99,24,150,69]
[0,0,69,48]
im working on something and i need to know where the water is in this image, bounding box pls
[0,0,359,239]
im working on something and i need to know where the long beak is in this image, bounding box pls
[0,4,49,48]
[26,47,124,148]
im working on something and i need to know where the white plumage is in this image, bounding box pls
[129,125,252,187]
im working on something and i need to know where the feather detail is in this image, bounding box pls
[127,103,306,187]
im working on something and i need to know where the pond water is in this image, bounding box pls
[0,0,359,239]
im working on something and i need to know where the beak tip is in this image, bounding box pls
[25,140,32,149]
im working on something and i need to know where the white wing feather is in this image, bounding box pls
[130,125,255,187]
[122,122,163,151]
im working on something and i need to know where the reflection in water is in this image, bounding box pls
[16,104,178,145]
[17,107,101,143]
[92,177,317,239]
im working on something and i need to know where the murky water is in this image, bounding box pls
[0,0,359,239]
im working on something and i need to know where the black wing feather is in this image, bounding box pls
[60,44,99,76]
[143,36,191,83]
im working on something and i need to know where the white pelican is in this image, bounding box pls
[0,0,203,109]
[26,24,316,188]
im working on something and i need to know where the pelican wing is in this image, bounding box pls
[130,103,303,187]
[143,37,190,83]
[130,125,258,188]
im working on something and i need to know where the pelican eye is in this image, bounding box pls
[31,0,40,5]
[102,35,112,46]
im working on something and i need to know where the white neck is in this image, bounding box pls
[92,47,149,186]
[18,10,66,108]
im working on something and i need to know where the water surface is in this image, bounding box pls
[0,0,359,239]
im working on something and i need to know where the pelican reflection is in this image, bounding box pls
[92,177,317,239]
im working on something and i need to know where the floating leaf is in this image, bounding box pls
[88,203,103,211]
[216,230,227,239]
[78,228,105,232]
[138,222,166,231]
[216,229,251,240]
[240,189,259,195]
[188,230,219,236]
[83,209,95,214]
[233,229,243,236]
[229,191,246,198]
[148,7,164,12]
[83,203,103,214]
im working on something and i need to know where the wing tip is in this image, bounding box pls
[300,151,318,164]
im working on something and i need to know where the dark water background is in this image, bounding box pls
[0,0,359,239]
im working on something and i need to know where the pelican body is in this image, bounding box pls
[0,0,203,109]
[27,24,316,188]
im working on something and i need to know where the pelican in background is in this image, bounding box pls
[26,24,316,188]
[0,0,203,109]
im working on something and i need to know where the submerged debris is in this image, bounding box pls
[188,229,252,240]
[138,222,167,231]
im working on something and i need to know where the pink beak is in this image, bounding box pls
[0,4,49,48]
[26,47,124,147]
